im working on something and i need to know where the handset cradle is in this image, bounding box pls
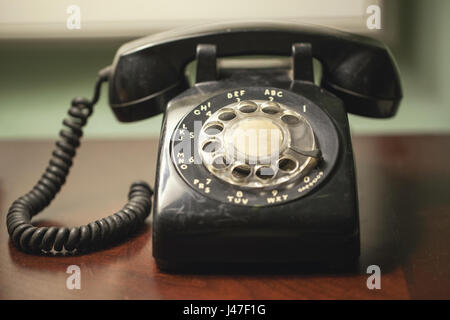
[109,22,401,122]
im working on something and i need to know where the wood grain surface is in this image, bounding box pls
[0,136,449,299]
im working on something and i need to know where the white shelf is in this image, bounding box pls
[0,0,382,39]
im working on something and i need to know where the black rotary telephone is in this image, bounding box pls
[6,22,402,271]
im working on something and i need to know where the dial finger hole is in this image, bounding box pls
[204,122,223,135]
[238,102,258,113]
[278,157,297,172]
[261,102,280,114]
[281,114,300,125]
[231,164,251,180]
[256,166,276,180]
[212,155,230,170]
[202,140,221,153]
[218,110,236,121]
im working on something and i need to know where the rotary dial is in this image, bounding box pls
[170,87,338,206]
[198,100,318,188]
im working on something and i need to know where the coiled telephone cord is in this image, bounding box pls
[6,68,153,255]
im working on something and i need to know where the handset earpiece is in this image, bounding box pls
[320,44,402,118]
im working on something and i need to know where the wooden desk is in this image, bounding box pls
[0,136,449,299]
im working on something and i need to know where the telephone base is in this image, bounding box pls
[152,75,360,273]
[155,257,360,274]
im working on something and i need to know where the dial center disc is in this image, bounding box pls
[198,99,317,188]
[229,117,283,159]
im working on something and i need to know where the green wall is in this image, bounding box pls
[1,0,449,139]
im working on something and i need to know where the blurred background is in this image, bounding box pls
[0,0,449,139]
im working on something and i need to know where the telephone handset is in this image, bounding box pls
[7,22,401,270]
[109,21,401,121]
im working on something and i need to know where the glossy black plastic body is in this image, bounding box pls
[152,71,359,271]
[105,22,404,271]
